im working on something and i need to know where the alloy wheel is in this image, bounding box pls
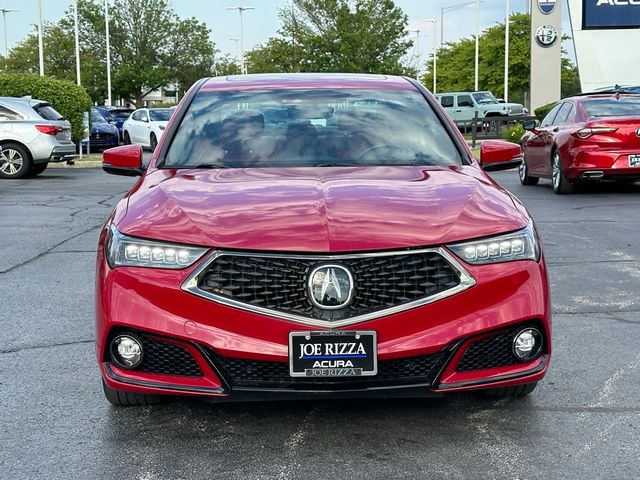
[552,153,561,190]
[0,148,24,176]
[519,160,527,182]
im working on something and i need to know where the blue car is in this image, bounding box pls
[87,107,120,151]
[95,106,133,141]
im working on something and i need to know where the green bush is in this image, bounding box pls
[503,123,525,143]
[534,102,557,121]
[0,73,92,142]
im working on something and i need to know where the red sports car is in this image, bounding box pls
[96,73,550,406]
[520,93,640,193]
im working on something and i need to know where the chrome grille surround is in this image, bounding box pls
[181,248,476,328]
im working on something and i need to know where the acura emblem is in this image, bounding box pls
[307,264,354,310]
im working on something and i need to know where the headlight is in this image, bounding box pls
[507,107,513,114]
[106,225,208,269]
[447,222,540,265]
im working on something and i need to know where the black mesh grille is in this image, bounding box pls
[456,329,520,372]
[197,252,461,322]
[136,335,202,377]
[206,350,448,390]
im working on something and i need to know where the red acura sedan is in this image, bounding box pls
[520,93,640,193]
[96,74,550,406]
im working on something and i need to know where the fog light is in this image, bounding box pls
[110,334,143,369]
[512,328,543,362]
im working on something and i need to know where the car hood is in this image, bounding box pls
[117,166,528,252]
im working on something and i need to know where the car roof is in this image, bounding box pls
[0,96,48,106]
[567,93,640,103]
[200,73,415,92]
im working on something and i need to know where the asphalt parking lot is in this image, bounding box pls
[1,168,639,479]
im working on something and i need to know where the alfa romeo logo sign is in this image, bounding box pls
[537,0,557,14]
[535,24,558,48]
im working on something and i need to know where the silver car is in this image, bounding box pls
[0,96,76,179]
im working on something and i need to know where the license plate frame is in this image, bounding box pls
[288,331,377,378]
[629,155,640,167]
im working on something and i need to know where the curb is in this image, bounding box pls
[49,161,102,168]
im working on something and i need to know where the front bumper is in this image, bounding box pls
[95,234,551,401]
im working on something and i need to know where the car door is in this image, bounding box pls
[439,95,456,121]
[137,109,151,147]
[539,102,575,177]
[523,103,563,175]
[455,94,476,124]
[127,110,141,143]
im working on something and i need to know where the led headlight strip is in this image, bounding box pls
[106,225,208,269]
[447,221,540,265]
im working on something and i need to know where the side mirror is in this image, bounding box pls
[102,144,144,177]
[522,119,537,131]
[479,140,523,172]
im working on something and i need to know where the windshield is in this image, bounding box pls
[472,92,498,104]
[583,97,640,117]
[109,109,133,120]
[164,89,462,169]
[91,108,107,123]
[149,109,172,122]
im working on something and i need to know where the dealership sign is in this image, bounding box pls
[583,0,640,29]
[538,0,558,14]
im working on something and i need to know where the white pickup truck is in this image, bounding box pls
[435,91,527,125]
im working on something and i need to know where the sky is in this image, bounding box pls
[0,0,575,68]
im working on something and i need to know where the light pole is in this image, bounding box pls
[423,19,437,93]
[474,0,479,91]
[36,0,44,76]
[226,6,254,75]
[1,8,18,71]
[229,37,240,68]
[104,0,112,106]
[73,0,80,86]
[504,0,510,102]
[409,29,421,81]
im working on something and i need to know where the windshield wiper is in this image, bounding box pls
[313,162,354,167]
[183,164,230,169]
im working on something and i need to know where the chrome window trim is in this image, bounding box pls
[181,248,476,329]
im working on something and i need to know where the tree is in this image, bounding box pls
[245,0,414,75]
[214,55,241,76]
[5,0,215,105]
[421,13,581,104]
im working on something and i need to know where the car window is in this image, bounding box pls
[110,110,133,120]
[553,102,573,125]
[583,97,640,117]
[33,103,64,121]
[131,111,141,121]
[0,105,22,121]
[149,109,172,121]
[457,95,474,108]
[164,88,463,169]
[540,103,562,127]
[140,111,149,122]
[472,92,498,104]
[440,96,454,108]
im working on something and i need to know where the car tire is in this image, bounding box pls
[0,142,33,179]
[123,131,131,145]
[150,133,158,152]
[518,158,539,186]
[483,382,538,398]
[551,151,575,194]
[102,380,162,406]
[30,163,48,176]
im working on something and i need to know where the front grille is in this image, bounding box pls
[136,335,202,377]
[197,251,461,322]
[456,328,520,372]
[206,349,448,390]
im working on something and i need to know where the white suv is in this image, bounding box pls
[0,97,76,179]
[435,91,526,125]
